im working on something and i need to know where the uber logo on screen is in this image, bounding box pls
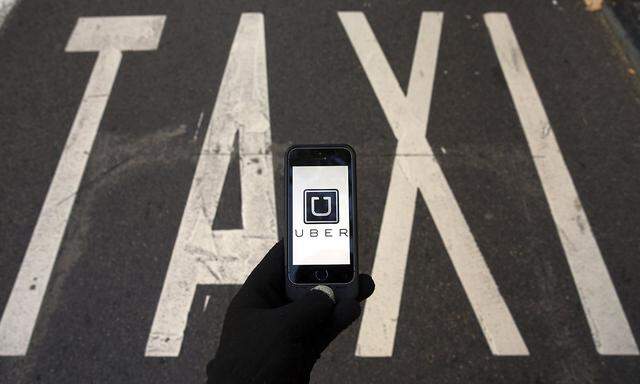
[304,189,338,224]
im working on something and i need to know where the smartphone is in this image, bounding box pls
[284,144,358,301]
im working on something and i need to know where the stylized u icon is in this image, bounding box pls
[311,196,332,216]
[304,189,338,224]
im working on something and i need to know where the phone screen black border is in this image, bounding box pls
[285,145,357,285]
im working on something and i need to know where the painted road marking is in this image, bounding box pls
[0,0,17,30]
[340,12,529,357]
[145,13,277,357]
[0,16,165,356]
[485,13,639,355]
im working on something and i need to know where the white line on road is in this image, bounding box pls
[485,12,639,355]
[0,0,18,30]
[145,13,277,357]
[0,16,165,356]
[340,12,529,357]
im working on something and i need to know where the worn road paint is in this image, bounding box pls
[145,13,277,357]
[485,13,639,355]
[340,12,529,357]
[0,16,165,356]
[0,0,18,30]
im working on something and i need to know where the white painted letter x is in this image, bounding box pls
[339,12,529,356]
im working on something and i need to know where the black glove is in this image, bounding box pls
[207,240,375,383]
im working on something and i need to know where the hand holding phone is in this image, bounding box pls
[207,241,374,383]
[285,145,359,301]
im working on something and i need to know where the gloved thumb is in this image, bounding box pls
[279,286,335,338]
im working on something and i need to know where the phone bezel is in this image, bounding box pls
[285,145,357,285]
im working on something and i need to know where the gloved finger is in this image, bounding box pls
[307,298,361,355]
[279,287,335,338]
[356,274,375,302]
[301,275,374,356]
[232,240,287,309]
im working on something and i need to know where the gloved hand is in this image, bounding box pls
[207,240,375,383]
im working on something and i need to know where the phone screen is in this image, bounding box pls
[286,146,356,286]
[291,165,350,265]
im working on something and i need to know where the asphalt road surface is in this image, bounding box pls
[1,0,640,383]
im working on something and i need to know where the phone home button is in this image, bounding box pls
[314,269,329,282]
